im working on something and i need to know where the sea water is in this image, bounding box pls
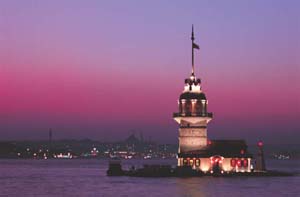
[0,159,299,196]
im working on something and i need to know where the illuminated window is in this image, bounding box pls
[195,159,200,167]
[231,159,236,167]
[237,159,242,167]
[183,159,188,166]
[243,159,248,167]
[189,159,194,166]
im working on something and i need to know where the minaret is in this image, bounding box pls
[48,128,52,156]
[173,26,213,153]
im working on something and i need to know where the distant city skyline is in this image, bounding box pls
[0,0,299,144]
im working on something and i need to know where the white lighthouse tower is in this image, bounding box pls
[173,26,213,154]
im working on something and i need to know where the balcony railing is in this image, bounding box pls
[173,112,213,118]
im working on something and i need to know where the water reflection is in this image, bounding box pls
[176,177,208,197]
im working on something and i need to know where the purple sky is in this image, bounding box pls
[0,0,299,144]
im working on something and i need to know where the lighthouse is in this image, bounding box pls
[173,26,213,153]
[174,27,252,172]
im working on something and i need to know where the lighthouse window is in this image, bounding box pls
[185,101,191,114]
[196,101,201,114]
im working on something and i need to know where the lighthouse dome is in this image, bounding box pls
[179,92,206,100]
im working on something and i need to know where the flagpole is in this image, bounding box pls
[191,25,195,75]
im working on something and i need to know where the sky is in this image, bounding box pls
[0,0,299,144]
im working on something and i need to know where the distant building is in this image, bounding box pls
[173,27,252,173]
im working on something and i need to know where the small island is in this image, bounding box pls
[107,28,294,178]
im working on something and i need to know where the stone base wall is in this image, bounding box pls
[178,157,252,173]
